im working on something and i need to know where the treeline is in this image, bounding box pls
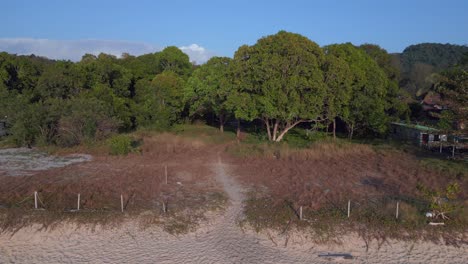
[1,31,463,147]
[0,46,192,146]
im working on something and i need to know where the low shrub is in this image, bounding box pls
[107,134,135,155]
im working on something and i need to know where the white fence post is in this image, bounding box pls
[299,206,303,220]
[121,194,124,213]
[347,200,351,218]
[34,191,38,209]
[77,193,81,211]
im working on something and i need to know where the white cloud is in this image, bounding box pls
[0,38,214,64]
[180,44,216,65]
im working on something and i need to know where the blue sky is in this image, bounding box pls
[1,0,467,63]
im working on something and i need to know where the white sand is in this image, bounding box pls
[0,159,466,263]
[0,148,92,176]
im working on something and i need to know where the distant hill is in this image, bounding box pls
[391,43,468,96]
[400,43,468,73]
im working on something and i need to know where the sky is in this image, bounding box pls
[1,0,467,64]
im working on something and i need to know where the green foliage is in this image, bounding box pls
[231,31,326,141]
[9,103,43,146]
[434,68,467,133]
[417,182,462,220]
[397,43,468,96]
[156,46,193,77]
[282,128,326,148]
[438,110,455,131]
[57,97,119,147]
[185,57,232,131]
[3,38,451,148]
[360,44,410,121]
[35,61,84,100]
[107,134,134,155]
[324,43,389,137]
[0,49,192,147]
[400,43,468,73]
[132,71,185,131]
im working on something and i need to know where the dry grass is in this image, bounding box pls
[229,140,468,244]
[138,132,207,154]
[0,131,226,234]
[226,139,374,160]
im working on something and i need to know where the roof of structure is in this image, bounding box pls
[391,122,439,132]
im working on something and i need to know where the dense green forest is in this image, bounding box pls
[0,31,466,147]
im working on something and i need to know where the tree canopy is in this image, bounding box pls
[185,56,232,132]
[231,31,326,141]
[0,32,462,147]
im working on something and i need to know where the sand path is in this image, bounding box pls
[0,158,467,263]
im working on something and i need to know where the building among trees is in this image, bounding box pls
[390,122,446,146]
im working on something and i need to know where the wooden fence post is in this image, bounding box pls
[299,206,303,220]
[347,200,351,218]
[396,201,399,219]
[34,191,38,209]
[77,193,81,211]
[121,194,124,213]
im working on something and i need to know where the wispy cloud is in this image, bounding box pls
[0,38,215,64]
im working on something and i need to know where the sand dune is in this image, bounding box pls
[0,160,466,264]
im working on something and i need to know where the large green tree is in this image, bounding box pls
[324,43,389,138]
[156,47,193,78]
[322,54,352,139]
[434,68,467,133]
[230,31,326,142]
[133,71,186,129]
[77,53,134,130]
[185,57,232,132]
[360,44,409,121]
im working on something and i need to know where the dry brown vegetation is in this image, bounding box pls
[1,125,466,242]
[0,132,226,233]
[229,142,467,205]
[227,141,468,244]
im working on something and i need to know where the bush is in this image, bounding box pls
[107,134,134,155]
[58,98,120,147]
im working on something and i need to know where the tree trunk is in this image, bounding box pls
[219,115,224,133]
[265,118,272,141]
[272,119,279,141]
[333,119,336,140]
[348,123,354,140]
[275,120,304,142]
[236,119,241,139]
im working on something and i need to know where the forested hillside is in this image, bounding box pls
[392,43,468,96]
